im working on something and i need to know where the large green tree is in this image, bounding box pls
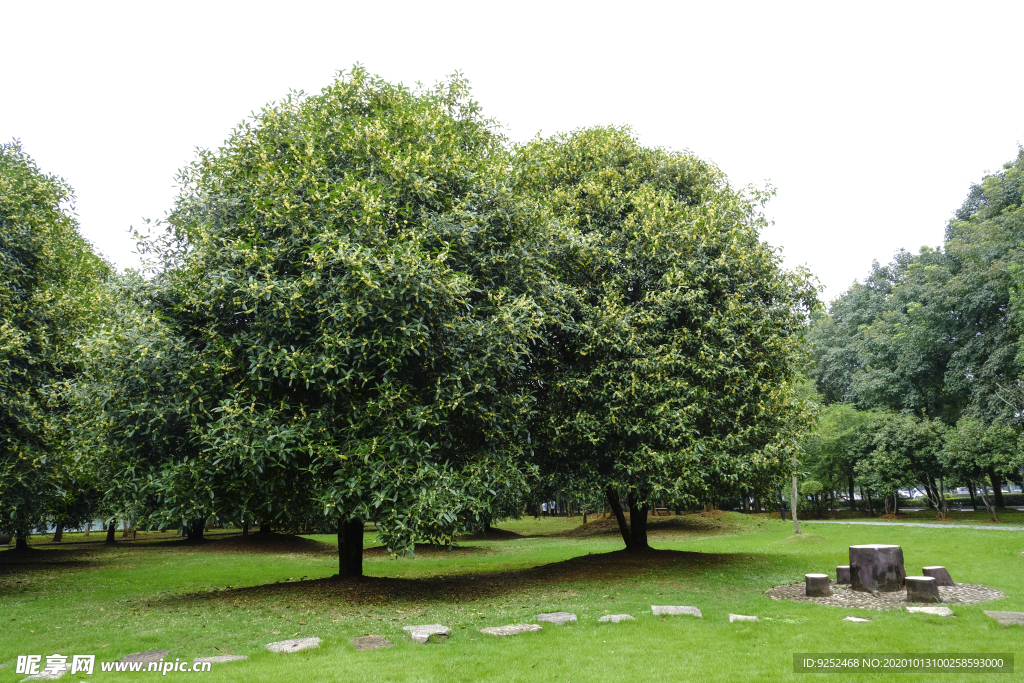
[517,127,817,551]
[0,142,110,549]
[80,68,554,575]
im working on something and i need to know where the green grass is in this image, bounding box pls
[2,513,1022,682]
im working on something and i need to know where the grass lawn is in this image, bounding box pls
[2,513,1022,682]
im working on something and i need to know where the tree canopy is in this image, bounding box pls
[515,127,817,550]
[0,141,110,547]
[75,68,557,573]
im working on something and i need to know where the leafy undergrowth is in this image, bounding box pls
[2,513,1022,682]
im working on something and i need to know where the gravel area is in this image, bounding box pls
[765,582,1004,610]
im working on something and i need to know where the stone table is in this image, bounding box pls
[850,544,905,593]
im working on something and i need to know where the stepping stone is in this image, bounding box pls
[906,605,954,617]
[984,611,1024,626]
[480,624,542,636]
[121,651,170,663]
[350,635,393,651]
[21,665,66,681]
[536,612,577,625]
[652,606,702,618]
[598,614,636,623]
[266,637,321,653]
[843,616,871,622]
[729,614,759,622]
[193,655,248,664]
[402,624,451,643]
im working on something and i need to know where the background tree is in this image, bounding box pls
[941,418,1021,521]
[0,142,110,549]
[517,127,818,551]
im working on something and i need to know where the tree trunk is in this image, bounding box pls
[582,510,588,525]
[864,488,874,516]
[188,520,205,541]
[753,497,761,513]
[338,517,364,578]
[791,475,801,534]
[627,496,651,551]
[893,492,899,515]
[83,521,91,536]
[938,476,947,518]
[105,520,116,545]
[242,522,249,537]
[15,531,28,551]
[53,523,64,543]
[988,467,1004,508]
[260,522,272,535]
[966,480,978,511]
[848,476,857,511]
[605,487,633,550]
[122,519,131,537]
[978,487,999,522]
[743,493,750,514]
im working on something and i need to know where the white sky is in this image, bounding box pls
[3,1,1022,303]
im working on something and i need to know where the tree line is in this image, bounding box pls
[1,67,815,574]
[804,149,1024,520]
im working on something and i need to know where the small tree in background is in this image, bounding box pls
[941,418,1021,521]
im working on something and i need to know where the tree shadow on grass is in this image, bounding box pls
[211,548,739,606]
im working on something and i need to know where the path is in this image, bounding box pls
[805,520,1024,531]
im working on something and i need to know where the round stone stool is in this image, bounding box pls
[805,573,832,597]
[836,565,851,584]
[905,576,940,603]
[922,566,954,586]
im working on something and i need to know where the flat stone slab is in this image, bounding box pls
[350,635,393,651]
[984,611,1024,626]
[266,637,321,653]
[536,612,577,625]
[906,605,954,617]
[843,616,872,622]
[193,655,248,663]
[652,605,702,618]
[402,624,450,643]
[480,624,542,636]
[729,614,759,622]
[598,614,636,623]
[121,651,170,663]
[765,582,1003,611]
[21,667,66,682]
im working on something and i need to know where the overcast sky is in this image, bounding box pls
[3,1,1022,303]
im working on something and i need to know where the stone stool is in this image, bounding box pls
[836,566,851,584]
[806,574,832,597]
[922,566,954,586]
[905,576,940,603]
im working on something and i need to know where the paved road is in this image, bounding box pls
[805,520,1024,531]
